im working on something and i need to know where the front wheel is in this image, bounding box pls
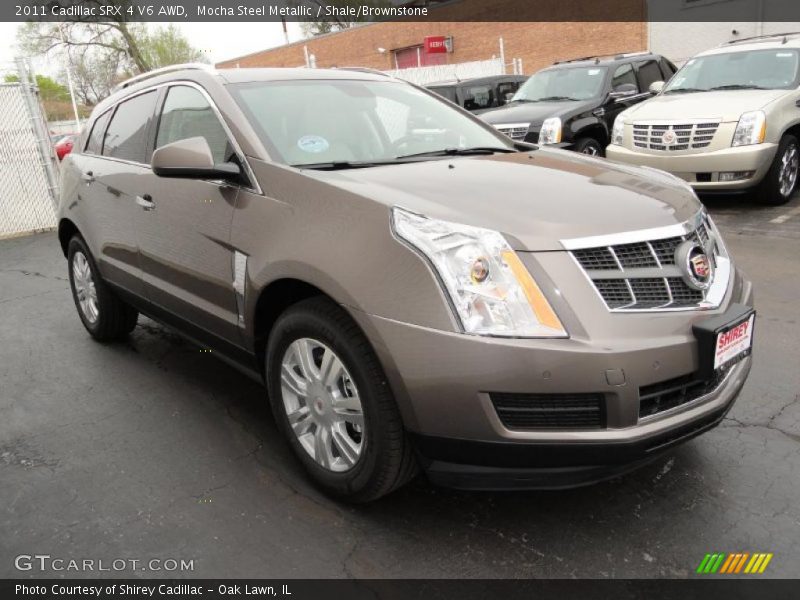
[756,134,799,206]
[574,137,605,157]
[266,297,417,502]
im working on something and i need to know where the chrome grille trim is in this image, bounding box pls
[493,122,529,140]
[563,212,731,312]
[632,120,720,151]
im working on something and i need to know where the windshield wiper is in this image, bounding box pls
[293,160,396,170]
[707,84,767,91]
[663,87,706,95]
[395,147,518,160]
[534,95,579,101]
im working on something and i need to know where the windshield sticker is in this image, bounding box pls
[588,69,601,75]
[297,135,330,153]
[776,52,794,58]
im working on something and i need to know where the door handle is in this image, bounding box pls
[81,171,94,184]
[136,194,155,211]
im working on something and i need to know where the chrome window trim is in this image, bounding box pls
[563,210,732,313]
[91,79,263,196]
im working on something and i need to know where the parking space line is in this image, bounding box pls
[770,205,800,224]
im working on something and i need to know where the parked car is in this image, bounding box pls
[607,33,800,205]
[54,134,77,161]
[426,75,528,112]
[58,65,753,501]
[480,52,677,156]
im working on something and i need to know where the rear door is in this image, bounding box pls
[135,83,241,344]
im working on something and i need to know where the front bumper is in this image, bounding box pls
[606,142,778,191]
[349,268,754,490]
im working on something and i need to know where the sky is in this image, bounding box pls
[0,21,304,77]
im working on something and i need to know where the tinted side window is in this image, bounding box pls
[497,81,520,105]
[85,110,111,155]
[156,86,232,164]
[102,91,157,163]
[430,86,457,104]
[636,60,664,90]
[611,63,638,90]
[660,58,677,79]
[463,85,495,110]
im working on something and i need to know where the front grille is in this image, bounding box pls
[571,216,716,311]
[632,121,719,151]
[639,358,742,419]
[494,123,529,140]
[490,392,605,430]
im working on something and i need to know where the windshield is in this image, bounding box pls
[512,66,607,102]
[228,79,514,167]
[664,48,800,93]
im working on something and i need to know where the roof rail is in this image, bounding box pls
[333,66,392,77]
[614,51,652,59]
[722,32,800,46]
[114,63,215,92]
[554,51,652,65]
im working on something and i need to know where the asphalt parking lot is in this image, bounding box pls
[1,193,799,579]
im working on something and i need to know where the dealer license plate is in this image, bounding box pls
[714,313,755,370]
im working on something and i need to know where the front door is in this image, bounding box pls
[604,63,642,129]
[135,84,241,344]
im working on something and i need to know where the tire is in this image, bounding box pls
[67,236,138,342]
[756,134,799,206]
[574,137,605,157]
[266,297,418,502]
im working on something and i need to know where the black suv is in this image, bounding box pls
[426,75,528,112]
[480,52,677,156]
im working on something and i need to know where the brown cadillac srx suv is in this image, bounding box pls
[58,65,755,501]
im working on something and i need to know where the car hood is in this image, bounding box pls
[307,149,701,251]
[623,89,789,122]
[479,99,594,127]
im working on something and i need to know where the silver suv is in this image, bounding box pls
[58,65,754,501]
[608,33,800,205]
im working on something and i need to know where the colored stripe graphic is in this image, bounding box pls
[735,553,750,573]
[697,552,772,574]
[719,553,736,574]
[710,553,726,573]
[758,553,773,573]
[696,554,712,573]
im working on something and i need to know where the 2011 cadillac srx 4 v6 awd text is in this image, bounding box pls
[58,65,755,501]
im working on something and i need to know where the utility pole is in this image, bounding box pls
[59,23,82,131]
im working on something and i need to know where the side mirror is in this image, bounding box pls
[609,83,638,100]
[649,81,665,94]
[151,136,241,181]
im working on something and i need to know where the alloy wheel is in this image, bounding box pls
[72,251,99,323]
[582,145,600,156]
[779,143,799,198]
[280,338,364,472]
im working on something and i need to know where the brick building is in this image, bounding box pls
[216,0,648,75]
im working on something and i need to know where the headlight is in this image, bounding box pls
[732,110,766,147]
[391,207,567,338]
[611,115,626,146]
[539,117,562,145]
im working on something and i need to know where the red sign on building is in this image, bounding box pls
[424,36,448,54]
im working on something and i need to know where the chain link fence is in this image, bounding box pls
[0,59,60,239]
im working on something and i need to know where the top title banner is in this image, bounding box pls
[6,0,800,23]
